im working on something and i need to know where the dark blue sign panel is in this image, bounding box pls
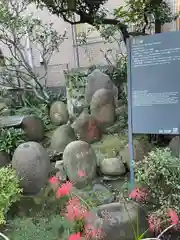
[129,31,180,134]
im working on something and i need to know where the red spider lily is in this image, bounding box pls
[129,187,148,201]
[168,209,179,225]
[148,215,161,233]
[68,232,81,240]
[78,169,86,177]
[84,224,104,240]
[64,197,90,221]
[56,181,73,199]
[49,176,59,184]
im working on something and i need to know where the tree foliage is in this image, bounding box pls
[32,0,178,43]
[0,0,67,103]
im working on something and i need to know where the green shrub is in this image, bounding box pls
[0,128,25,155]
[15,105,52,131]
[0,166,22,224]
[135,147,180,220]
[6,215,71,240]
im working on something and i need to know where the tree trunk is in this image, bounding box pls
[155,19,161,33]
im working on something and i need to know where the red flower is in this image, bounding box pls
[168,209,179,225]
[129,188,148,201]
[78,169,86,177]
[65,197,89,221]
[49,176,59,184]
[148,215,161,233]
[84,224,104,240]
[56,181,73,199]
[68,232,81,240]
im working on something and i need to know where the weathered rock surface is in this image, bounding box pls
[120,139,151,170]
[12,142,50,195]
[50,124,76,153]
[72,112,102,143]
[63,140,97,187]
[85,69,118,104]
[49,101,68,126]
[55,160,63,170]
[85,201,149,240]
[90,88,115,129]
[169,136,180,157]
[56,167,67,182]
[100,158,126,176]
[0,151,11,167]
[21,115,44,142]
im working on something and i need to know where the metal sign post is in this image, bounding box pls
[127,38,135,190]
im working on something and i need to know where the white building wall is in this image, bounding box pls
[0,0,178,86]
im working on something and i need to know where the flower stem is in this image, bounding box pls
[0,232,10,240]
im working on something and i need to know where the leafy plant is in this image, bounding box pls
[6,215,72,240]
[0,0,66,103]
[0,128,25,155]
[15,105,51,130]
[135,148,180,223]
[0,166,22,224]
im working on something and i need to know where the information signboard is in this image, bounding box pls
[129,31,180,134]
[127,31,180,188]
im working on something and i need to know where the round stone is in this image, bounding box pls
[90,88,115,129]
[21,115,44,142]
[63,140,97,187]
[12,142,50,195]
[49,101,68,126]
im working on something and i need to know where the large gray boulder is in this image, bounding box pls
[12,142,50,195]
[100,157,126,176]
[21,115,44,142]
[72,112,102,143]
[85,69,118,105]
[50,124,76,153]
[85,201,150,240]
[49,101,68,126]
[90,88,115,129]
[63,140,97,187]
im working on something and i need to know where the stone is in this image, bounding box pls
[72,183,114,206]
[55,166,67,182]
[92,184,114,204]
[120,139,151,170]
[85,201,149,240]
[21,115,44,142]
[50,124,76,153]
[0,151,11,168]
[85,69,118,105]
[102,177,128,193]
[100,158,126,176]
[55,160,64,170]
[90,88,115,129]
[49,101,68,126]
[72,112,102,143]
[169,136,180,157]
[12,142,50,195]
[63,140,97,187]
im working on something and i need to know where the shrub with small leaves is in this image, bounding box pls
[135,147,180,222]
[0,165,22,224]
[0,128,25,155]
